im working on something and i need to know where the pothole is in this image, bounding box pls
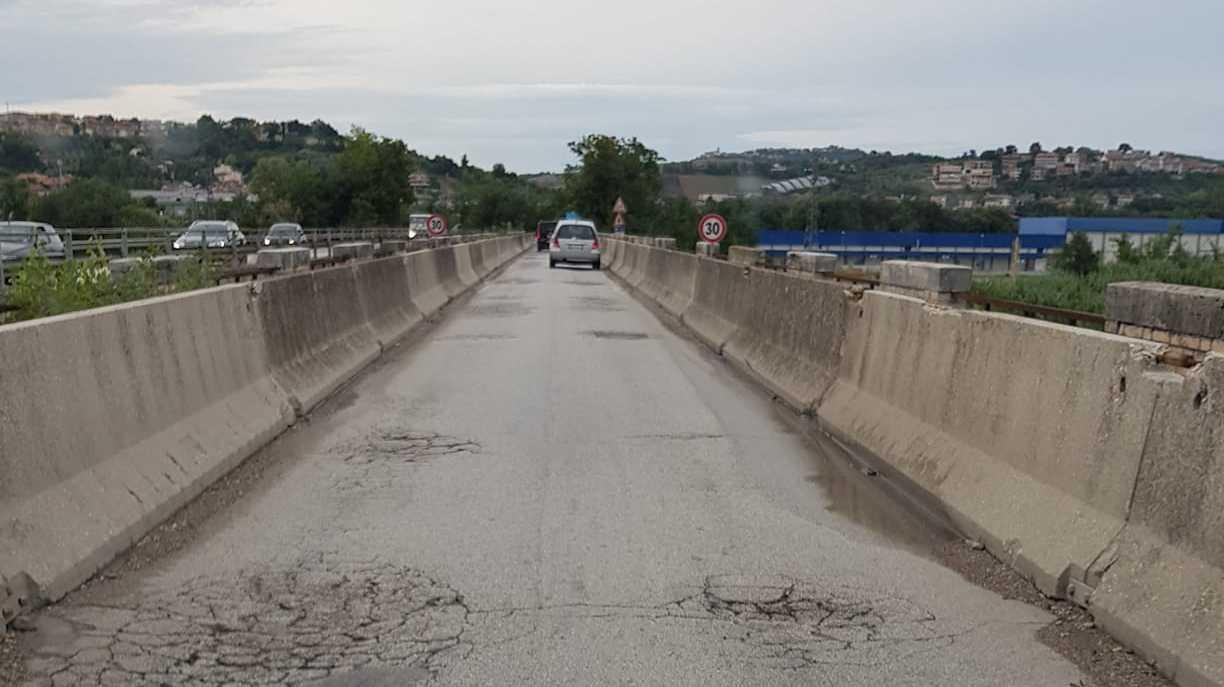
[584,330,648,340]
[571,296,624,312]
[663,574,952,668]
[467,302,533,318]
[22,564,470,686]
[341,431,481,465]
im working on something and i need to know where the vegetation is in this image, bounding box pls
[974,228,1224,313]
[2,245,217,322]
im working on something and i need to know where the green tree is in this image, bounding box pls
[563,134,662,230]
[1,175,32,220]
[1113,234,1140,264]
[1051,232,1100,275]
[0,132,41,172]
[332,129,414,225]
[32,178,135,228]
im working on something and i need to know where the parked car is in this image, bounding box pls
[172,221,245,250]
[548,221,600,269]
[0,221,66,261]
[536,221,557,251]
[262,223,306,246]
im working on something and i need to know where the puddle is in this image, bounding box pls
[561,281,603,287]
[584,330,648,340]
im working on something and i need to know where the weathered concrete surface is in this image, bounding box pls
[255,247,311,271]
[817,289,1163,599]
[332,241,375,261]
[679,255,756,353]
[787,251,838,275]
[728,245,764,267]
[0,286,295,603]
[16,251,1084,686]
[380,239,409,254]
[722,269,849,414]
[1091,355,1224,687]
[879,261,971,303]
[636,245,697,318]
[695,242,719,257]
[1106,282,1224,350]
[108,255,190,283]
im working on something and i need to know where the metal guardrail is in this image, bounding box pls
[963,292,1106,329]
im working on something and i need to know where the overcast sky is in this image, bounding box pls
[2,0,1221,172]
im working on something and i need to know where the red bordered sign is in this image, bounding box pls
[698,213,727,243]
[426,214,449,237]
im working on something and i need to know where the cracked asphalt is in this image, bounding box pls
[12,251,1093,685]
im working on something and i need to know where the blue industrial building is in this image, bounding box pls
[757,216,1224,271]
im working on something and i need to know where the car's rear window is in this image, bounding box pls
[556,225,595,240]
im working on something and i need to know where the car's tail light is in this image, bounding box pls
[591,239,599,251]
[552,236,560,248]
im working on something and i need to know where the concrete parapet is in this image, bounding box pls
[255,247,311,272]
[108,255,190,283]
[0,286,295,604]
[786,251,838,276]
[818,290,1162,599]
[695,242,719,257]
[380,239,409,254]
[654,238,677,251]
[637,246,698,318]
[1106,282,1224,353]
[1090,355,1224,687]
[879,260,971,303]
[728,245,764,267]
[723,270,848,413]
[332,241,374,261]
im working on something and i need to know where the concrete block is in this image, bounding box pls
[255,247,311,271]
[817,289,1163,600]
[1106,281,1224,344]
[879,260,971,293]
[786,251,838,275]
[728,245,764,267]
[108,255,189,283]
[695,242,719,257]
[332,241,374,261]
[380,239,409,254]
[654,238,677,251]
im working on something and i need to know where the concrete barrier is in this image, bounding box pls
[817,289,1163,598]
[722,269,849,414]
[0,237,528,615]
[1090,355,1224,687]
[636,245,698,319]
[0,286,295,603]
[679,257,757,353]
[255,247,311,271]
[332,241,374,261]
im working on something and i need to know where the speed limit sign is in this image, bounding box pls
[698,213,727,244]
[426,214,448,237]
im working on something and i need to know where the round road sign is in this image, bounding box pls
[426,214,448,237]
[698,213,728,243]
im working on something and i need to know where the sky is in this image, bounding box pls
[2,0,1222,172]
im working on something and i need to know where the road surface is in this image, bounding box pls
[15,251,1084,686]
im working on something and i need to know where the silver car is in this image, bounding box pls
[0,221,66,261]
[548,221,601,270]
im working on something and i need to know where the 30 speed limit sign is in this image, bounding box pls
[698,213,727,243]
[426,214,449,237]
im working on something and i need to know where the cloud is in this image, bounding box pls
[3,0,1224,170]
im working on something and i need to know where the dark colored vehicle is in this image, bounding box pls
[536,221,557,251]
[262,223,306,246]
[172,221,246,250]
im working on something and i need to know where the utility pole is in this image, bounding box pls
[804,190,819,249]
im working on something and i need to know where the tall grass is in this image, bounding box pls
[974,258,1224,314]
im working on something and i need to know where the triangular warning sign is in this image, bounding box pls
[612,197,627,215]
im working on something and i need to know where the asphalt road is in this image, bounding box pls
[15,251,1086,686]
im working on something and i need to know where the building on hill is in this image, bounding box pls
[761,175,831,195]
[15,173,72,197]
[932,161,995,191]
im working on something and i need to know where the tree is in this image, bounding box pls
[1113,234,1140,264]
[332,129,415,225]
[1004,144,1018,156]
[1051,232,1099,275]
[32,178,135,228]
[563,134,662,229]
[1118,143,1133,153]
[0,132,41,172]
[1029,142,1043,154]
[1,175,32,220]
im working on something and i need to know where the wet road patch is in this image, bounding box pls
[467,302,534,318]
[584,330,648,340]
[570,296,624,312]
